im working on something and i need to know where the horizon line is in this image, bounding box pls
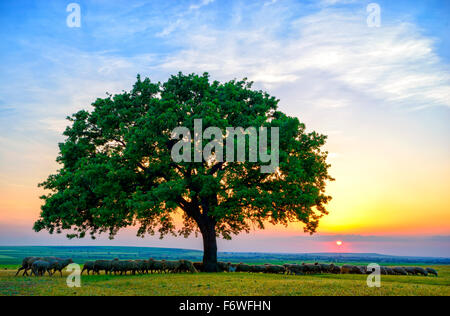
[1,244,449,259]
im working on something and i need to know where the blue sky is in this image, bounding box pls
[0,0,449,256]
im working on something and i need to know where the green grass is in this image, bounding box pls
[1,246,448,296]
[1,265,449,296]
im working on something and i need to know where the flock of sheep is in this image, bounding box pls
[15,256,439,277]
[82,258,197,275]
[282,263,438,276]
[15,257,74,277]
[216,262,438,276]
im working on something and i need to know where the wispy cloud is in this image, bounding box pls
[157,4,450,109]
[189,0,215,11]
[263,0,278,7]
[157,0,216,37]
[319,0,359,7]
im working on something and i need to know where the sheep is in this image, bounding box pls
[165,259,197,273]
[193,262,204,272]
[404,267,417,275]
[341,264,363,274]
[357,266,368,274]
[164,259,197,273]
[284,264,305,275]
[318,263,337,273]
[264,264,286,274]
[28,257,62,275]
[145,259,157,274]
[340,265,352,274]
[380,266,389,275]
[93,260,113,275]
[126,260,139,275]
[330,265,341,274]
[413,267,428,276]
[37,257,64,276]
[179,260,197,273]
[161,260,183,273]
[27,257,47,275]
[47,259,61,276]
[42,256,62,262]
[249,265,266,273]
[146,258,157,273]
[217,262,231,272]
[318,264,330,273]
[15,257,36,276]
[134,259,148,274]
[403,266,428,276]
[111,260,139,275]
[148,259,166,274]
[426,267,438,277]
[16,257,70,277]
[142,259,152,274]
[283,264,294,274]
[236,263,252,272]
[327,264,340,274]
[165,260,190,273]
[111,260,126,275]
[384,267,396,275]
[302,263,321,274]
[110,260,122,275]
[47,258,68,276]
[153,260,166,273]
[82,261,96,275]
[51,258,74,277]
[392,267,408,275]
[31,260,51,277]
[228,264,237,272]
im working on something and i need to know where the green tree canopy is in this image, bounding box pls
[34,73,333,271]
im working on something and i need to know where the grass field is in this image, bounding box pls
[1,265,449,296]
[1,246,448,296]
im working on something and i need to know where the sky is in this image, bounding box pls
[0,0,449,257]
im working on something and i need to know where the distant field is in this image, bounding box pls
[1,265,449,296]
[1,246,448,266]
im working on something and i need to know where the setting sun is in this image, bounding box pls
[336,241,343,246]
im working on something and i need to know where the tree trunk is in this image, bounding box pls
[199,219,219,272]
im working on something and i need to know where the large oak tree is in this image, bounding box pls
[34,73,333,271]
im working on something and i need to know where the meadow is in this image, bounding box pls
[0,265,449,296]
[1,246,449,296]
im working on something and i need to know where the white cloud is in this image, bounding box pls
[319,0,358,6]
[1,44,157,116]
[263,0,278,7]
[157,0,215,37]
[189,0,215,11]
[157,6,450,110]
